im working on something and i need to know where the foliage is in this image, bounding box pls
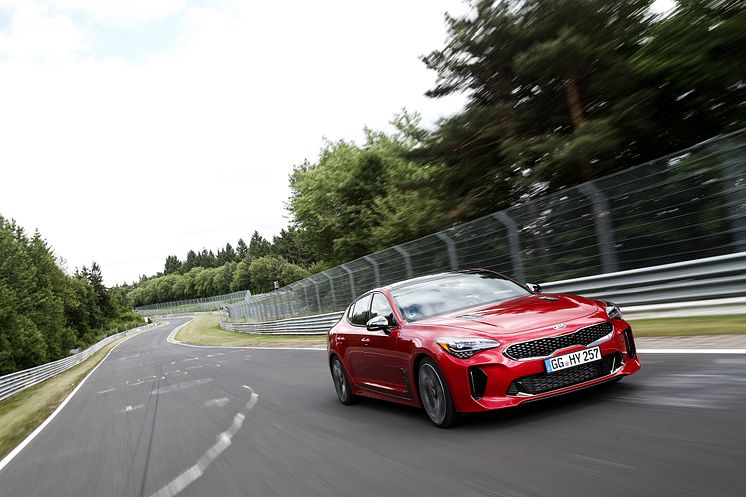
[0,215,141,375]
[288,112,445,265]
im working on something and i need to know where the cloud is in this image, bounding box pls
[0,0,467,284]
[50,0,186,26]
[0,2,85,60]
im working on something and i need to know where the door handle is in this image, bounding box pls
[361,337,371,345]
[336,336,346,343]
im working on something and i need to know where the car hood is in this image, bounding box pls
[419,294,602,338]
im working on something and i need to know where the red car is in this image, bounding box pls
[327,270,640,427]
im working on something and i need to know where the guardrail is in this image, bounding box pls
[221,312,342,335]
[220,251,746,334]
[0,322,158,403]
[226,130,746,323]
[543,251,746,305]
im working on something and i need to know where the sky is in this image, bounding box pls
[0,0,469,285]
[1,0,676,286]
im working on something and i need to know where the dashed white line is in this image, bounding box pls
[149,391,258,497]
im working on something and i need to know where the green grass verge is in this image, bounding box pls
[628,314,746,337]
[174,314,326,347]
[0,337,125,461]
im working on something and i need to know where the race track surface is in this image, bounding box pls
[1,318,744,497]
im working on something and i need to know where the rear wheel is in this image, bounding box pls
[418,358,458,428]
[331,357,357,405]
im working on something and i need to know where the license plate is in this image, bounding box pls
[544,347,601,373]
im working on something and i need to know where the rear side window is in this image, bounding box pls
[349,295,372,325]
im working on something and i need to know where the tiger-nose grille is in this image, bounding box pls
[504,322,613,360]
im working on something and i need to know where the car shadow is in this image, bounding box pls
[333,379,644,430]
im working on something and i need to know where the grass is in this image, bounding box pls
[0,337,125,461]
[174,313,746,346]
[628,314,746,337]
[174,314,327,347]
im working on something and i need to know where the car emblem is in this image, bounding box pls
[552,323,567,330]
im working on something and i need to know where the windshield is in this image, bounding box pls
[391,272,530,322]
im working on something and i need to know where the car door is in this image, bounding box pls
[342,294,371,382]
[357,292,410,399]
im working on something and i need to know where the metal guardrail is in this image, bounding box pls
[220,251,746,334]
[543,251,746,305]
[227,130,746,322]
[0,322,158,403]
[221,312,342,335]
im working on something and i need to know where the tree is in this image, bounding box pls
[248,231,271,259]
[632,0,746,148]
[236,238,249,259]
[164,255,182,275]
[419,0,657,219]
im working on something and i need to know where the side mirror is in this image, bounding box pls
[526,282,542,293]
[366,315,391,333]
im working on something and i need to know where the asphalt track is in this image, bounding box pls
[1,318,744,497]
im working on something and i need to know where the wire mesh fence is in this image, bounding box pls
[134,290,249,316]
[226,130,746,322]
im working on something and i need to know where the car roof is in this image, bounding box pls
[384,269,492,292]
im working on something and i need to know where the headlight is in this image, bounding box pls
[604,301,623,320]
[435,337,501,359]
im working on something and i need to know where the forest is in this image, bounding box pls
[128,0,744,307]
[0,216,142,374]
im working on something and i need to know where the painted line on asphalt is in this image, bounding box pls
[165,318,325,351]
[639,348,746,354]
[149,390,259,497]
[0,323,162,473]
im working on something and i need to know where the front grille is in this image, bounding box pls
[504,321,613,360]
[507,353,622,395]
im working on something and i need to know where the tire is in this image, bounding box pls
[417,358,458,428]
[331,357,357,405]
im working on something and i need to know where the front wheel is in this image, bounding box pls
[418,358,458,428]
[331,357,357,405]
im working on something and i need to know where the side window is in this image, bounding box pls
[349,295,372,326]
[370,293,396,327]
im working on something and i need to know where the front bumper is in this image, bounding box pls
[437,321,641,413]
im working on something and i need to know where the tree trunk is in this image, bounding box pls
[565,75,586,128]
[565,75,592,180]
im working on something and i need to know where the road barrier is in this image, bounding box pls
[220,312,341,335]
[0,323,158,403]
[226,130,746,323]
[220,251,746,334]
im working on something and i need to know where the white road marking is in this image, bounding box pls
[149,391,258,497]
[185,366,203,370]
[152,378,212,395]
[97,387,115,394]
[204,397,229,408]
[122,404,145,413]
[0,325,158,473]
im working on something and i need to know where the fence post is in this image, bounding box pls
[364,256,381,287]
[578,181,620,274]
[302,284,311,314]
[309,276,323,312]
[493,211,526,282]
[321,272,337,309]
[341,264,356,298]
[715,138,746,252]
[436,232,459,270]
[393,245,413,278]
